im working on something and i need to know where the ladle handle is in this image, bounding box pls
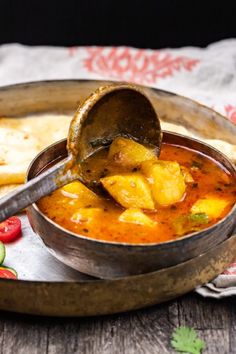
[0,159,77,223]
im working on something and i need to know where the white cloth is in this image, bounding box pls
[1,39,236,297]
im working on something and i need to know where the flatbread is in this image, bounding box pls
[0,127,40,184]
[161,121,236,162]
[0,115,71,186]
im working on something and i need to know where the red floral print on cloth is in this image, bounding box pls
[225,104,236,124]
[83,47,200,85]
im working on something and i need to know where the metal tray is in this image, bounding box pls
[0,79,236,317]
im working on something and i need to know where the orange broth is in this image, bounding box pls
[38,143,236,244]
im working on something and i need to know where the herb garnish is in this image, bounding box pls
[189,213,209,224]
[171,326,205,354]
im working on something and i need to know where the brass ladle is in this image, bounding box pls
[0,83,162,222]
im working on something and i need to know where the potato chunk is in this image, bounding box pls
[119,208,156,227]
[141,160,186,206]
[71,208,103,224]
[191,195,229,219]
[61,181,101,207]
[101,174,155,210]
[108,137,157,168]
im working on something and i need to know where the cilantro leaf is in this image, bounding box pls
[171,326,205,354]
[173,212,209,236]
[189,213,209,225]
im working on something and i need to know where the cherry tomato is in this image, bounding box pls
[0,267,17,279]
[0,216,21,243]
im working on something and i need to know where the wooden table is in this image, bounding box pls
[0,292,234,354]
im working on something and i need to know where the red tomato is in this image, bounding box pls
[0,267,17,279]
[0,216,21,243]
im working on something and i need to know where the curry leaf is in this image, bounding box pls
[171,326,205,354]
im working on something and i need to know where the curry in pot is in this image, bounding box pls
[38,137,236,244]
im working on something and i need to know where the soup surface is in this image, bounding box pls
[38,138,236,244]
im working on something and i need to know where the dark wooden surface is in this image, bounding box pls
[0,293,235,354]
